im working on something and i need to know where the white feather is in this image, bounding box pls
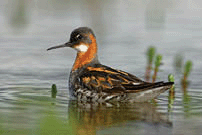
[133,82,141,85]
[75,44,88,52]
[104,95,114,101]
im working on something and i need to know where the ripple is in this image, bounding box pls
[0,86,69,108]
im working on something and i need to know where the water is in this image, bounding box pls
[1,0,202,134]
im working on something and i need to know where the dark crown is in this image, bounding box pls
[69,27,96,44]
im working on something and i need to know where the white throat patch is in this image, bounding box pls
[75,44,89,52]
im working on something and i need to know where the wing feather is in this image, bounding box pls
[77,64,153,93]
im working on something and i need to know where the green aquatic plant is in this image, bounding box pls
[51,84,57,98]
[168,74,175,112]
[168,74,175,91]
[145,46,156,82]
[180,60,192,117]
[152,54,162,83]
[182,60,193,83]
[181,60,193,92]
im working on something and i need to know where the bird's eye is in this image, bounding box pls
[76,34,82,40]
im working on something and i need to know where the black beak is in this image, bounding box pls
[47,42,72,51]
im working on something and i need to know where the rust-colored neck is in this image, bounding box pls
[72,34,98,71]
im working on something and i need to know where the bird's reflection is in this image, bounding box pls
[67,100,172,134]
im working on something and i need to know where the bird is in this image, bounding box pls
[47,27,174,102]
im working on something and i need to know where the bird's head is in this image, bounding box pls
[47,27,97,53]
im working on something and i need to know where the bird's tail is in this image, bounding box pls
[127,81,174,102]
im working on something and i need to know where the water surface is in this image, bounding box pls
[1,0,202,134]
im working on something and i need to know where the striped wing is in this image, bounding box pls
[77,64,155,93]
